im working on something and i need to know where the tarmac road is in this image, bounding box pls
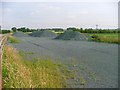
[10,36,118,88]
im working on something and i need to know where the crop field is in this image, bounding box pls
[4,32,118,88]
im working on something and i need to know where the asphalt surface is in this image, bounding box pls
[10,36,118,88]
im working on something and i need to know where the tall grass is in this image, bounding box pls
[8,36,20,43]
[2,45,68,88]
[89,33,119,44]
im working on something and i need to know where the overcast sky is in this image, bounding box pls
[0,0,119,29]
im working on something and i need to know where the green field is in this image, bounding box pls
[87,33,119,44]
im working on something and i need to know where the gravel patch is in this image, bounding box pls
[29,30,57,38]
[55,30,89,41]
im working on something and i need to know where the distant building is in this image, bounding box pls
[96,24,98,30]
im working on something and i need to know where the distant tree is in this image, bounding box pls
[17,27,30,32]
[67,27,77,31]
[26,28,30,32]
[2,30,11,34]
[20,27,26,32]
[80,28,83,30]
[52,28,64,32]
[11,27,17,32]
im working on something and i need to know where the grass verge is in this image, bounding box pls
[8,36,20,43]
[2,45,68,88]
[88,33,120,44]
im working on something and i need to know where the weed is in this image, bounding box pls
[8,36,20,43]
[80,76,86,85]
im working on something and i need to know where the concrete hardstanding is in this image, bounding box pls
[10,36,118,88]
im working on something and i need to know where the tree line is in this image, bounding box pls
[1,27,120,34]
